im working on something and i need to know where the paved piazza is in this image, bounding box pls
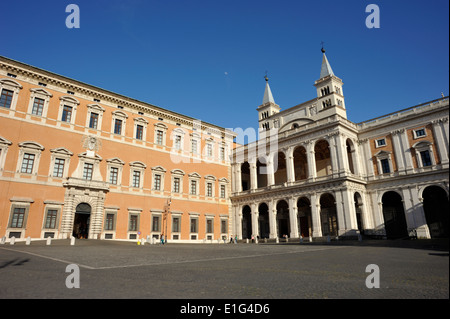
[0,239,448,299]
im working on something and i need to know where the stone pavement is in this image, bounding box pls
[0,239,448,299]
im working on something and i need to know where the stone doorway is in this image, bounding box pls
[73,203,91,239]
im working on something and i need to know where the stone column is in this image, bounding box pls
[269,200,277,239]
[251,203,259,238]
[60,189,75,239]
[310,193,322,237]
[250,162,257,190]
[288,197,299,238]
[432,118,449,166]
[286,147,295,184]
[306,141,316,181]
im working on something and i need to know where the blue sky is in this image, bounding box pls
[1,0,448,133]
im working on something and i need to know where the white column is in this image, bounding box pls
[328,135,339,176]
[250,162,257,190]
[335,133,349,174]
[306,141,316,181]
[286,152,295,184]
[400,129,414,171]
[269,200,277,238]
[310,193,322,237]
[432,118,449,165]
[235,164,242,193]
[288,197,299,238]
[251,203,259,238]
[402,187,430,239]
[391,130,405,172]
[267,156,275,186]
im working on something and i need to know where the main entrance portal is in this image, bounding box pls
[73,203,91,239]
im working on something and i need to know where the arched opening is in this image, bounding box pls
[354,192,364,233]
[276,200,290,238]
[297,197,312,237]
[73,203,91,239]
[293,146,308,181]
[346,139,355,174]
[241,162,250,191]
[258,203,270,239]
[423,186,449,238]
[320,193,338,237]
[256,158,268,188]
[241,205,252,239]
[315,140,332,177]
[382,191,408,239]
[273,152,287,185]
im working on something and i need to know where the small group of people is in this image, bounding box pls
[229,235,238,244]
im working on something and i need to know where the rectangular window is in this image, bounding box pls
[152,216,160,232]
[89,112,99,129]
[61,105,73,122]
[174,135,182,150]
[136,125,144,140]
[420,150,432,167]
[153,174,161,190]
[172,217,180,233]
[376,138,386,147]
[206,219,213,234]
[114,119,122,135]
[11,207,25,228]
[191,139,198,154]
[109,167,118,185]
[0,89,13,109]
[206,182,213,197]
[220,184,226,198]
[156,130,163,145]
[414,128,426,138]
[83,163,93,180]
[380,158,390,174]
[53,158,65,178]
[190,180,197,195]
[173,177,180,193]
[207,144,213,157]
[21,153,35,174]
[221,220,227,234]
[129,215,138,231]
[132,171,141,188]
[105,213,115,230]
[220,147,225,160]
[190,218,198,233]
[32,97,45,116]
[45,209,58,229]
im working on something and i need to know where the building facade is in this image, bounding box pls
[0,56,235,242]
[1,52,448,243]
[230,50,449,240]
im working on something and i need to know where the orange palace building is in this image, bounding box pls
[0,56,236,242]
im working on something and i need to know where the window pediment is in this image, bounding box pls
[19,141,44,151]
[129,161,146,168]
[50,147,73,156]
[171,169,185,176]
[30,87,52,97]
[151,166,166,172]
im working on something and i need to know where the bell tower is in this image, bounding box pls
[257,75,280,131]
[314,48,347,118]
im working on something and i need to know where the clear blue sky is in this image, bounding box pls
[1,0,448,133]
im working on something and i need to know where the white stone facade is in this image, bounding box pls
[231,52,449,240]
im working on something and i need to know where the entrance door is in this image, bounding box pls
[73,203,91,239]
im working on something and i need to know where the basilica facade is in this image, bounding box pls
[230,51,449,240]
[0,52,448,243]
